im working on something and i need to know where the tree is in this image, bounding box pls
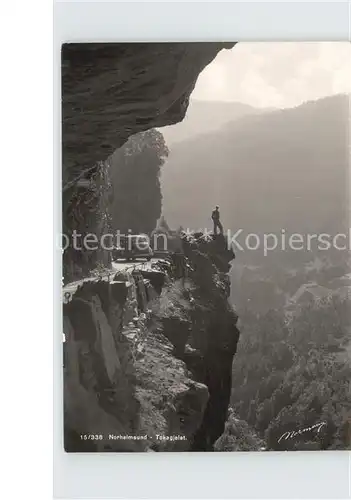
[157,215,171,232]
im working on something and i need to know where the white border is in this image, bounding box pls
[54,2,351,499]
[55,1,349,41]
[1,1,53,500]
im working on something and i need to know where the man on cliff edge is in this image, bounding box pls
[211,205,223,235]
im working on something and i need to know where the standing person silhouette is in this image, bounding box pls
[211,205,223,235]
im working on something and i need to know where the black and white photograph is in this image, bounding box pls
[61,41,351,453]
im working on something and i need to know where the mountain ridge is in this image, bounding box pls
[159,98,273,146]
[161,93,349,251]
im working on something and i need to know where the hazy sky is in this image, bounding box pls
[192,42,350,108]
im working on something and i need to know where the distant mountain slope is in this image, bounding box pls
[161,94,349,267]
[159,99,269,146]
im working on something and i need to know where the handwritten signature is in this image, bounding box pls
[278,422,327,443]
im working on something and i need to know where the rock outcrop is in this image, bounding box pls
[63,234,239,451]
[61,42,236,280]
[62,42,235,181]
[61,42,240,452]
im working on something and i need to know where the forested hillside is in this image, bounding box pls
[230,295,351,450]
[110,129,169,234]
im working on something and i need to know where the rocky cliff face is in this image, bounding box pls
[62,42,240,451]
[63,234,239,452]
[62,42,235,182]
[62,42,235,279]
